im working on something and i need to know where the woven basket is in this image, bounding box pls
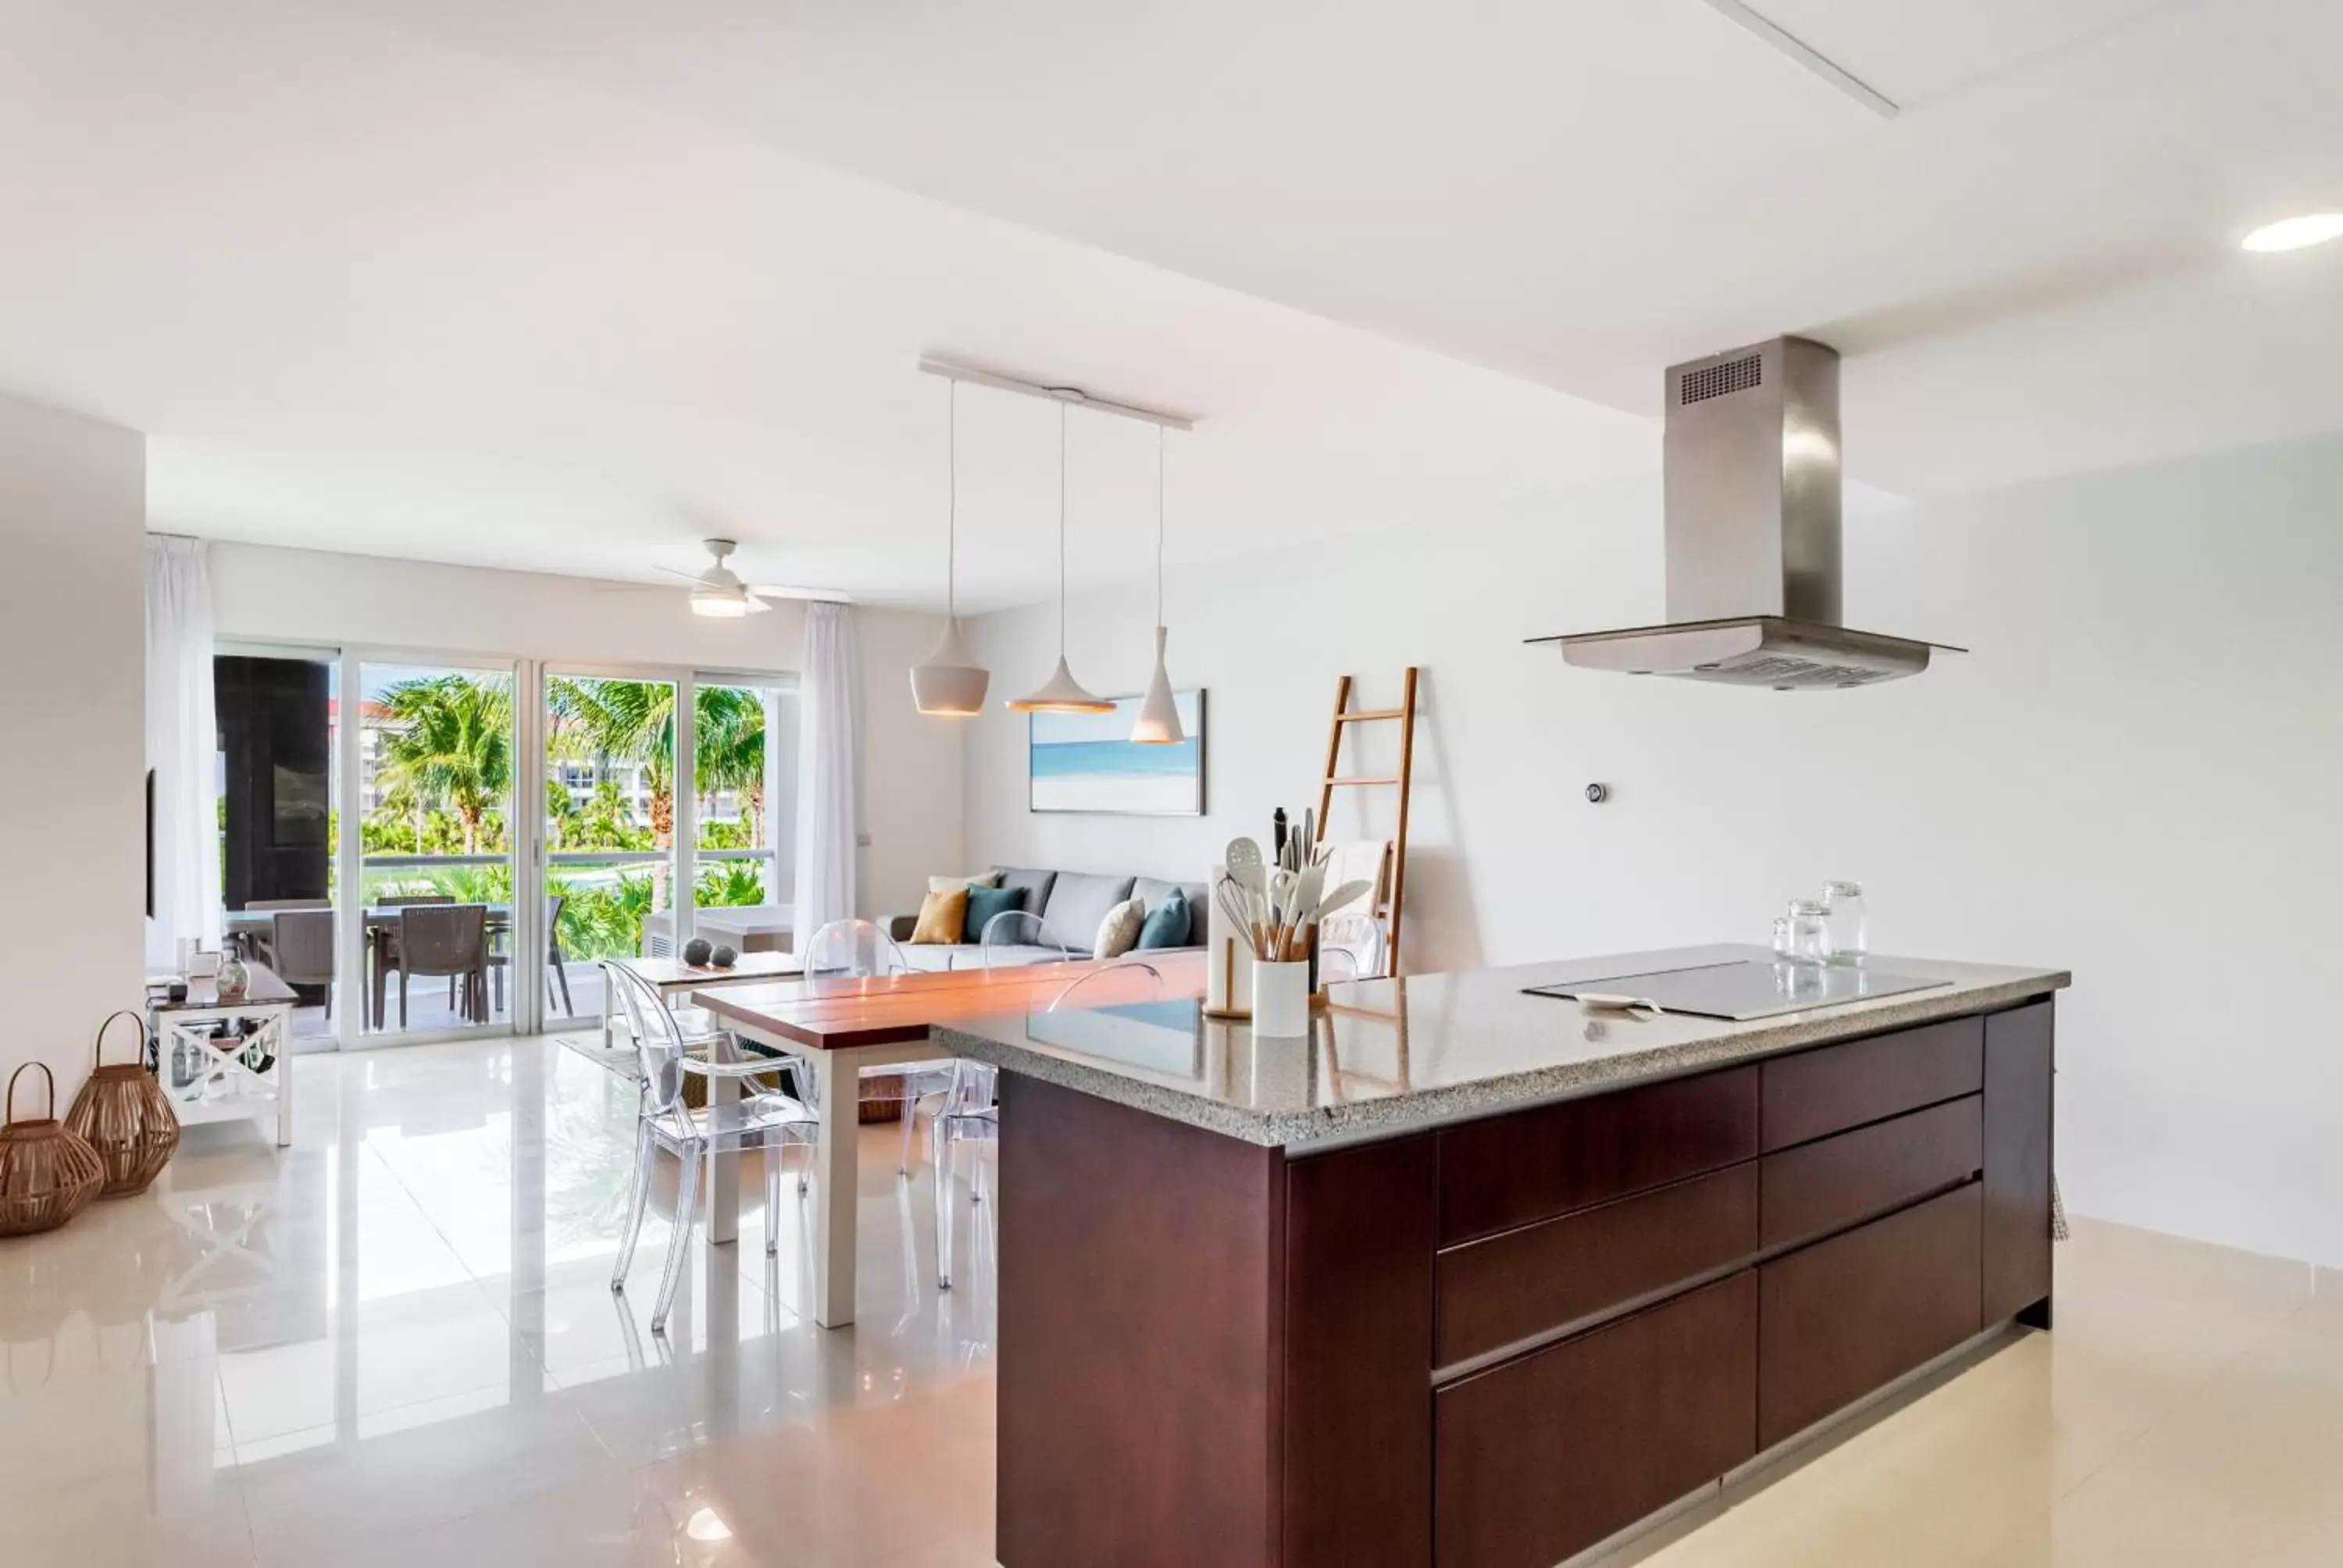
[0,1064,104,1238]
[65,1011,180,1199]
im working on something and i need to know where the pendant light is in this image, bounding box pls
[1129,426,1183,743]
[1007,403,1114,714]
[910,380,991,717]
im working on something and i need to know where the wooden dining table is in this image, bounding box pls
[694,950,1206,1327]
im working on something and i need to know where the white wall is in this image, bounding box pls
[0,395,146,1103]
[208,543,961,921]
[963,432,2343,1270]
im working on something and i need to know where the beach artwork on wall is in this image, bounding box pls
[1029,690,1206,815]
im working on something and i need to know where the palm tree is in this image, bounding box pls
[547,679,767,907]
[373,676,512,855]
[693,687,766,844]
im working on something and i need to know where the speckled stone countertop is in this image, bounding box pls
[932,943,2068,1150]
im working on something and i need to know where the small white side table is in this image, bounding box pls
[151,963,297,1147]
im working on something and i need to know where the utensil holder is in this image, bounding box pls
[1251,960,1310,1037]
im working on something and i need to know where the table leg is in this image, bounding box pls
[708,1055,740,1249]
[811,1048,859,1327]
[272,1007,293,1147]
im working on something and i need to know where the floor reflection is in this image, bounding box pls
[0,1036,999,1566]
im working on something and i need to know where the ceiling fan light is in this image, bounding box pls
[911,618,990,716]
[1130,626,1183,743]
[1007,654,1114,714]
[690,586,752,618]
[2241,212,2343,252]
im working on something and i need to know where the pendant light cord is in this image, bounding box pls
[1057,401,1069,657]
[1155,426,1166,626]
[946,380,957,622]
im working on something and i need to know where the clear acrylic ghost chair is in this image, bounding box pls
[604,961,819,1334]
[931,1060,999,1292]
[1318,912,1387,982]
[799,918,956,1177]
[936,960,1168,1291]
[979,908,1076,968]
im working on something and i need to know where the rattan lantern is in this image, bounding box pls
[65,1010,180,1198]
[0,1064,103,1238]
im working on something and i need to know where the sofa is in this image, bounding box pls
[886,867,1207,972]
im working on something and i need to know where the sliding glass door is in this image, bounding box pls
[214,646,341,1043]
[353,659,518,1039]
[542,670,681,1030]
[689,675,798,960]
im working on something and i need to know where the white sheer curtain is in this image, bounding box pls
[146,536,222,970]
[792,601,861,944]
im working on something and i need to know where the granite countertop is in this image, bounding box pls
[932,943,2068,1150]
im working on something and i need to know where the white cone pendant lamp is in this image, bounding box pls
[1008,404,1114,715]
[910,381,990,717]
[1129,426,1183,744]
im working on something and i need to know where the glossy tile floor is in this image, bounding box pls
[2,1038,2338,1567]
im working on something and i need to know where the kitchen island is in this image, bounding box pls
[935,945,2067,1568]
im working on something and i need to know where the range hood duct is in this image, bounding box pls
[1530,336,1960,690]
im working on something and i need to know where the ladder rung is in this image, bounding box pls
[1327,775,1400,786]
[1335,707,1405,723]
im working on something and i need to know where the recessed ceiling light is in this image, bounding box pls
[2241,212,2343,253]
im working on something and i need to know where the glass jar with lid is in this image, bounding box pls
[1786,899,1833,965]
[1821,881,1868,964]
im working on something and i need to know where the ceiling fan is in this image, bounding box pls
[651,538,834,617]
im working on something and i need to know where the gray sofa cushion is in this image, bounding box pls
[993,868,1057,917]
[1132,877,1207,946]
[1039,871,1136,952]
[897,943,1075,974]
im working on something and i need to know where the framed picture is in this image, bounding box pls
[1029,690,1206,815]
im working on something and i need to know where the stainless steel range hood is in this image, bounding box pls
[1530,336,1960,690]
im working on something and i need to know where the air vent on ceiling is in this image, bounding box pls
[1679,353,1762,405]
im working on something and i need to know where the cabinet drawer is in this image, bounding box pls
[1437,1272,1756,1568]
[1438,1164,1757,1368]
[1438,1066,1759,1245]
[1760,1017,1983,1152]
[1760,1095,1981,1251]
[1757,1181,1983,1450]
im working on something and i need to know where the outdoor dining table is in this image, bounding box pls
[223,903,515,1027]
[691,950,1206,1328]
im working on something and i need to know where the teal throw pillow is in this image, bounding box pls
[1135,889,1191,950]
[963,883,1027,944]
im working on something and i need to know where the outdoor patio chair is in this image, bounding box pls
[488,893,572,1017]
[270,908,335,1020]
[394,903,489,1027]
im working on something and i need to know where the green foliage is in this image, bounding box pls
[553,871,657,960]
[372,675,514,854]
[694,860,766,908]
[698,816,753,850]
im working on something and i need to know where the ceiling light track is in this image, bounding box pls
[918,356,1196,432]
[1698,0,1899,121]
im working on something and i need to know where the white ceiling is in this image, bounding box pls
[5,0,2341,610]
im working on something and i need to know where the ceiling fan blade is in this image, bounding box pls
[654,564,709,585]
[744,593,774,614]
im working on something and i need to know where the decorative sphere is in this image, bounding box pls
[709,944,738,968]
[682,937,713,967]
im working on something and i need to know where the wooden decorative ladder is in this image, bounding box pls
[1313,667,1419,975]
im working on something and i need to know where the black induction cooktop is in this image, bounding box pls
[1523,959,1946,1021]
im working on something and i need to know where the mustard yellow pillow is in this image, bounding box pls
[911,886,969,945]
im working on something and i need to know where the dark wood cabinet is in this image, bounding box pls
[1437,1065,1759,1245]
[1437,1163,1758,1368]
[1760,1017,1982,1150]
[1756,1182,1985,1449]
[1436,1273,1758,1568]
[1760,1094,1981,1251]
[1284,1135,1436,1566]
[993,996,2052,1568]
[1982,1001,2056,1324]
